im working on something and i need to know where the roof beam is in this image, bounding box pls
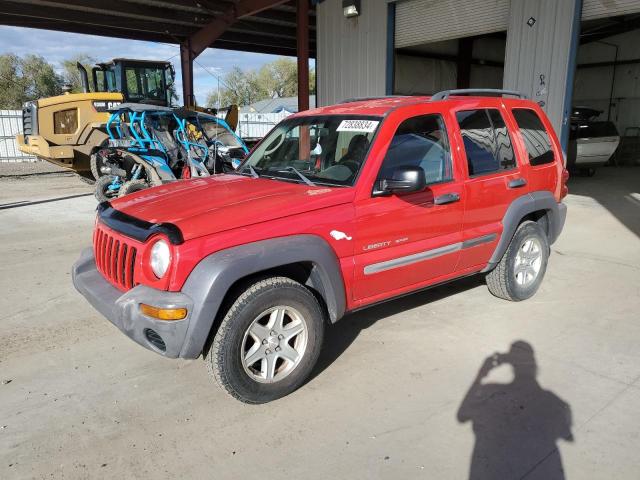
[3,0,210,27]
[189,0,290,57]
[217,30,314,50]
[0,15,174,43]
[0,2,194,36]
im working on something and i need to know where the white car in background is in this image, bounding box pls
[568,107,620,176]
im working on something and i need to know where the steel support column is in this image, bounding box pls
[297,0,309,112]
[180,39,194,107]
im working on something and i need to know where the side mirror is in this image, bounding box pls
[376,166,426,195]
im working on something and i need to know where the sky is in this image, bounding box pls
[0,26,298,106]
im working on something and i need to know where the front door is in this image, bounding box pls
[352,113,464,302]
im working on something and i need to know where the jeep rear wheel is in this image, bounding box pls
[486,220,549,301]
[205,277,325,403]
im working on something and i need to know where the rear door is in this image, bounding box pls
[454,106,527,271]
[352,112,464,302]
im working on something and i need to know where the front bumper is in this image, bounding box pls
[72,248,194,358]
[17,134,74,161]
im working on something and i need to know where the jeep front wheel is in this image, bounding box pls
[205,277,325,403]
[485,220,549,301]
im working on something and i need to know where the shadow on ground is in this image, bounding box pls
[310,274,485,381]
[457,341,574,480]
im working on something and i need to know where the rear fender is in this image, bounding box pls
[482,191,566,272]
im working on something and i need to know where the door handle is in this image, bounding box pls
[508,178,527,189]
[434,192,460,205]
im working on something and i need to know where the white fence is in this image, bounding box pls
[0,109,290,163]
[0,110,36,162]
[234,111,290,139]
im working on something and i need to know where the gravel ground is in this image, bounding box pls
[0,161,72,177]
[1,167,639,479]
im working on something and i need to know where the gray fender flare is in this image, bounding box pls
[482,191,566,272]
[178,235,346,358]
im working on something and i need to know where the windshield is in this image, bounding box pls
[124,66,166,102]
[240,115,381,186]
[200,119,243,148]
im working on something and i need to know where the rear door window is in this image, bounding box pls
[512,109,555,166]
[456,109,516,176]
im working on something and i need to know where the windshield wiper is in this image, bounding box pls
[280,166,315,186]
[239,164,259,178]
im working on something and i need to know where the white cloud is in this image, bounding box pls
[0,26,295,105]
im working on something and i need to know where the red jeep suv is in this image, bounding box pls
[73,89,568,403]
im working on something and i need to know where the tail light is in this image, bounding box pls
[561,168,569,199]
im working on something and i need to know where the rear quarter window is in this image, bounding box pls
[512,109,555,166]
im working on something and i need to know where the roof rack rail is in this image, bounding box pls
[430,89,527,101]
[339,95,408,104]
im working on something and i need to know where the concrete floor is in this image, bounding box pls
[1,166,639,479]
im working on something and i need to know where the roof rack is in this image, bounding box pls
[339,95,408,104]
[430,89,527,101]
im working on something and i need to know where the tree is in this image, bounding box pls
[0,54,63,109]
[206,66,268,107]
[258,58,298,98]
[206,59,316,108]
[61,54,96,93]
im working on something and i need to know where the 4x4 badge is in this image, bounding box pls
[330,230,352,241]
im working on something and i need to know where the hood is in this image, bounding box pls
[110,175,355,241]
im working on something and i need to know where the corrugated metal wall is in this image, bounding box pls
[316,0,388,106]
[503,0,580,137]
[582,0,640,20]
[395,0,510,48]
[0,110,36,162]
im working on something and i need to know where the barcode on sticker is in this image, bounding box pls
[337,120,379,133]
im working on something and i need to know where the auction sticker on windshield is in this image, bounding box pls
[337,120,379,133]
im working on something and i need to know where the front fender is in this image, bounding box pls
[178,235,346,358]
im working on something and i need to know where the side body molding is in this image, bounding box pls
[179,235,346,358]
[482,190,566,273]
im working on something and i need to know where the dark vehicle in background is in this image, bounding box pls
[568,107,620,176]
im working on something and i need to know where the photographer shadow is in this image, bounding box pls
[457,341,574,480]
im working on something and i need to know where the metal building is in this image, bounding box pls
[317,0,640,161]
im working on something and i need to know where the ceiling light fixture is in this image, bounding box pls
[343,0,361,18]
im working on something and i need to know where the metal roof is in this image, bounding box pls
[0,0,316,58]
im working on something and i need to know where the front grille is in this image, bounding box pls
[93,225,137,290]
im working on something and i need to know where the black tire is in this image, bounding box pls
[118,179,149,197]
[90,143,109,180]
[486,220,549,301]
[94,175,120,203]
[205,277,325,404]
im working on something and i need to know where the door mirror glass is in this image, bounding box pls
[377,166,426,195]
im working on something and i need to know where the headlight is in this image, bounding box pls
[150,239,171,278]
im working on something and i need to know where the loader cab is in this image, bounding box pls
[90,59,175,107]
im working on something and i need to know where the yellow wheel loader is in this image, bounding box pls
[16,58,176,180]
